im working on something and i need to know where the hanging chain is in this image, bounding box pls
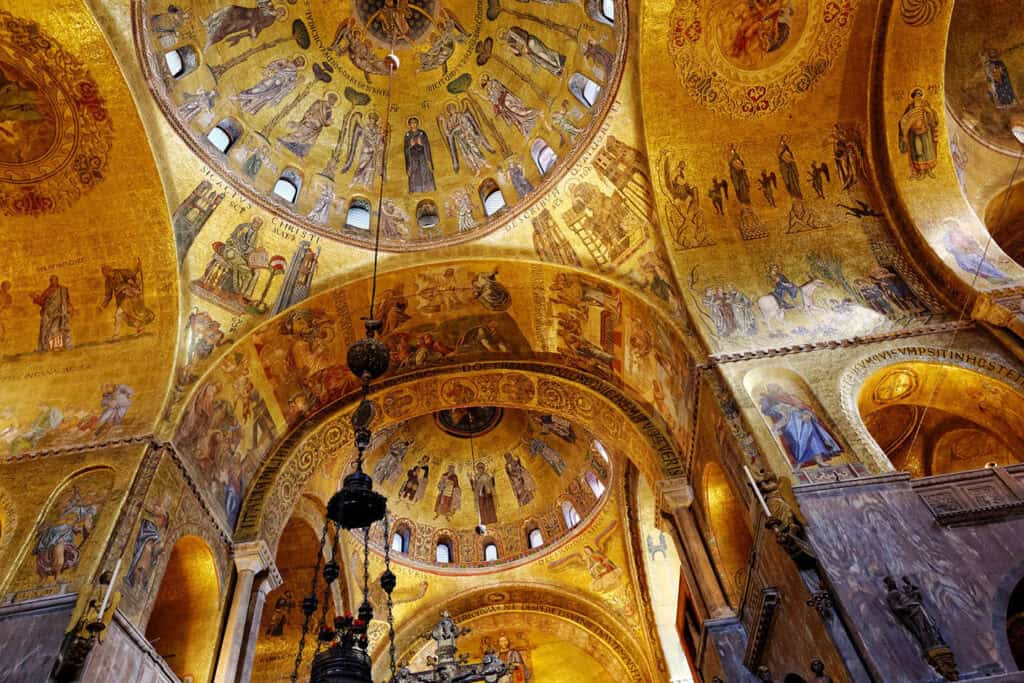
[368,34,397,321]
[291,520,328,682]
[362,524,372,616]
[314,523,339,657]
[383,513,397,678]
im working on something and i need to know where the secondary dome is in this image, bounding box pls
[355,407,613,571]
[135,0,625,250]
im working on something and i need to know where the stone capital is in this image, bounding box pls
[231,539,274,574]
[657,477,694,512]
[262,563,284,592]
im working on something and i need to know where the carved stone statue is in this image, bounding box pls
[394,612,506,683]
[883,576,959,681]
[810,658,833,682]
[757,468,817,567]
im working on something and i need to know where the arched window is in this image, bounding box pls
[531,139,558,175]
[207,118,241,154]
[391,526,410,554]
[273,169,302,203]
[416,199,440,230]
[562,501,581,529]
[163,47,199,79]
[586,0,615,25]
[435,538,453,564]
[585,471,606,498]
[479,179,506,217]
[569,73,602,109]
[600,0,615,23]
[346,198,372,230]
[527,527,544,549]
[483,542,499,562]
[593,439,610,463]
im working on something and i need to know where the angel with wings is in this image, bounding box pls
[418,8,468,74]
[340,111,388,188]
[328,18,393,82]
[437,99,495,174]
[547,519,622,592]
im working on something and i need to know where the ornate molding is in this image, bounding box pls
[743,587,781,671]
[656,477,694,512]
[231,539,275,574]
[914,465,1024,527]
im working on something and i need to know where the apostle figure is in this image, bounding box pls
[279,93,338,157]
[501,26,565,75]
[983,49,1018,109]
[32,275,73,352]
[399,455,430,501]
[471,462,498,526]
[507,160,534,198]
[728,144,751,205]
[125,497,170,591]
[777,135,802,199]
[897,88,939,180]
[265,590,295,636]
[758,383,842,470]
[480,75,538,137]
[434,464,461,519]
[33,487,97,582]
[100,258,155,336]
[528,437,565,475]
[374,438,413,485]
[504,452,536,506]
[404,117,436,192]
[232,56,305,115]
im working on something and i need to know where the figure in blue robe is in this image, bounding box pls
[984,51,1018,109]
[759,384,842,469]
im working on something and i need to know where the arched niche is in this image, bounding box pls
[700,462,753,608]
[857,361,1024,477]
[253,517,340,681]
[984,182,1024,267]
[145,535,220,682]
[743,367,846,474]
[371,584,654,682]
[1009,575,1024,669]
[9,467,115,593]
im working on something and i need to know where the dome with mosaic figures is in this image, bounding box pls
[135,0,624,250]
[350,407,613,571]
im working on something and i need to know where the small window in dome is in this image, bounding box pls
[601,0,615,22]
[391,526,410,554]
[483,542,499,562]
[416,199,440,231]
[436,540,453,564]
[586,0,615,26]
[163,46,199,79]
[530,139,558,175]
[562,501,581,529]
[569,73,602,109]
[593,440,610,462]
[479,179,506,217]
[207,118,241,154]
[586,471,606,498]
[347,198,372,230]
[527,528,544,549]
[273,176,300,203]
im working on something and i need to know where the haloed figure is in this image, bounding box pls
[404,117,436,192]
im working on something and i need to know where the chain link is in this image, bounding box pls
[314,523,339,657]
[383,513,397,678]
[291,520,328,682]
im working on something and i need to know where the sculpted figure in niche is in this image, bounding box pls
[279,93,338,158]
[504,452,536,506]
[884,575,948,652]
[232,56,305,115]
[203,0,284,48]
[897,88,939,180]
[471,461,498,525]
[501,26,565,76]
[480,75,538,137]
[403,117,436,193]
[32,275,73,352]
[434,464,462,518]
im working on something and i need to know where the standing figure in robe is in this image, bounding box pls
[897,88,940,180]
[496,635,531,683]
[504,452,536,506]
[501,26,566,76]
[758,383,842,469]
[471,462,498,525]
[480,75,538,137]
[438,100,494,173]
[279,93,338,158]
[983,49,1018,109]
[777,134,802,199]
[434,464,461,518]
[343,112,388,188]
[404,116,436,192]
[232,56,305,115]
[728,143,751,205]
[99,258,155,336]
[32,275,73,352]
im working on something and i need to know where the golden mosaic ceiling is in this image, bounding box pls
[355,407,613,571]
[135,0,624,250]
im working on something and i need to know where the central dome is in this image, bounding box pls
[355,408,612,571]
[136,0,625,250]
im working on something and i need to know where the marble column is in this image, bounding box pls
[214,540,274,683]
[657,477,735,620]
[238,564,283,683]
